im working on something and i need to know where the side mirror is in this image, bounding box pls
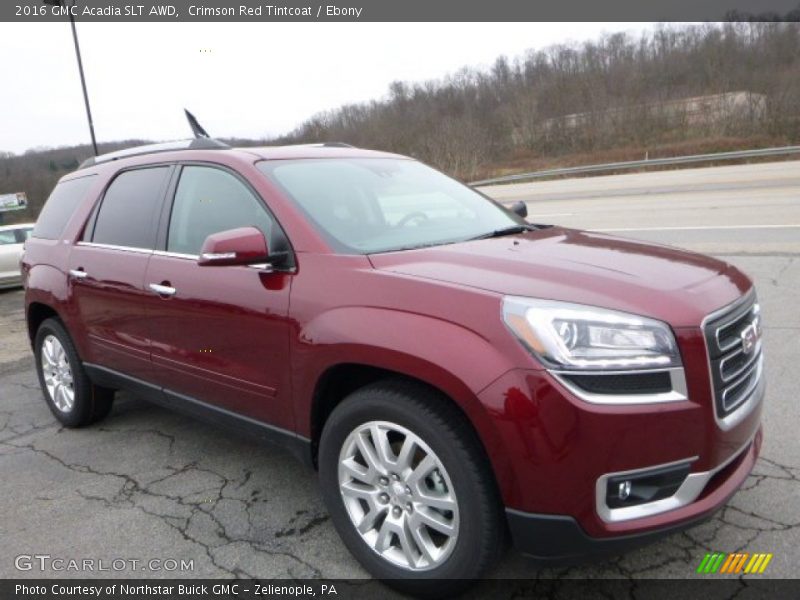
[198,226,270,267]
[510,200,528,219]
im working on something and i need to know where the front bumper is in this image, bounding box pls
[504,426,761,560]
[478,348,764,542]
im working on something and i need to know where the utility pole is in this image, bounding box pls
[43,0,98,155]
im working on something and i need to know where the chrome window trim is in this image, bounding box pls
[550,366,688,405]
[153,250,198,260]
[152,251,279,272]
[76,241,153,255]
[151,250,284,273]
[596,430,756,523]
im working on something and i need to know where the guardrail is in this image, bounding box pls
[470,145,800,187]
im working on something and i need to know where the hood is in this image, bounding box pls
[368,227,751,328]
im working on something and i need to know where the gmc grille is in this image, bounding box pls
[703,293,762,420]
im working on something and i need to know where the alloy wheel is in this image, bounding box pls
[337,420,459,571]
[41,335,75,413]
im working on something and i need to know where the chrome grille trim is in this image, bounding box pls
[712,297,761,355]
[719,340,762,383]
[702,290,765,430]
[722,353,763,411]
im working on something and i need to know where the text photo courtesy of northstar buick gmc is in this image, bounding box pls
[21,138,764,596]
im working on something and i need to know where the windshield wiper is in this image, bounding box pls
[469,224,537,241]
[368,224,540,253]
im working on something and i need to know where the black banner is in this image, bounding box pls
[3,0,800,22]
[3,579,800,600]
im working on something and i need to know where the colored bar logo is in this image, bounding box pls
[696,552,773,574]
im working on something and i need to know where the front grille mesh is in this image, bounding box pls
[562,372,672,395]
[704,294,762,419]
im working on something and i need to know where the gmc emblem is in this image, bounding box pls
[740,322,759,355]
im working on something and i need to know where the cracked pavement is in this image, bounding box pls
[1,168,798,587]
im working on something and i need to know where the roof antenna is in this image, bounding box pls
[184,109,210,139]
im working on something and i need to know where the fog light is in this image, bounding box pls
[606,462,691,509]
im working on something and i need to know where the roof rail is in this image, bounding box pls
[288,142,356,149]
[79,138,230,169]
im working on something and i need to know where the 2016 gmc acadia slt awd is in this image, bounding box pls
[23,140,764,595]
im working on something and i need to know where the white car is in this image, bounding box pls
[0,223,34,289]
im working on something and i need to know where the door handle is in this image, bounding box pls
[148,283,177,297]
[69,269,88,280]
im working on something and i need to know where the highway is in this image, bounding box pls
[0,161,797,591]
[481,159,800,255]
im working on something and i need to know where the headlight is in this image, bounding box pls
[502,297,680,371]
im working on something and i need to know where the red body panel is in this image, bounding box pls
[143,256,295,429]
[23,146,763,544]
[368,227,751,328]
[67,245,154,381]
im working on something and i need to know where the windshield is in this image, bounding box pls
[257,158,523,254]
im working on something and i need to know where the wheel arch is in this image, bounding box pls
[306,359,519,505]
[294,305,523,501]
[27,302,62,346]
[25,263,73,347]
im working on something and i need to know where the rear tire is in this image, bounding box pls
[319,379,506,597]
[34,318,114,427]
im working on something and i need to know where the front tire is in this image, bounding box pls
[34,318,114,427]
[319,379,506,596]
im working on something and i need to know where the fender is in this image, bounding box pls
[292,306,523,500]
[25,264,74,339]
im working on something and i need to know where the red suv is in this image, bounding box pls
[23,140,764,594]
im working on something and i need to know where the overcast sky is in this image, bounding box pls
[0,22,654,154]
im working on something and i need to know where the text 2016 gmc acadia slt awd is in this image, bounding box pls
[23,140,764,595]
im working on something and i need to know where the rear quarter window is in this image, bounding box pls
[32,175,97,240]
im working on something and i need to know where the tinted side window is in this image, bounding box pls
[32,175,97,240]
[167,166,274,256]
[0,230,17,245]
[15,228,33,243]
[92,167,169,249]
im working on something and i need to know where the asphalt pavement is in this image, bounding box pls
[0,161,797,591]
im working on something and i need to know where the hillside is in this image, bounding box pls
[2,22,799,224]
[280,22,800,179]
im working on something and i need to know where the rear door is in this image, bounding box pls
[143,164,295,430]
[68,165,172,381]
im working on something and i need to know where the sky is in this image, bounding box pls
[0,22,655,154]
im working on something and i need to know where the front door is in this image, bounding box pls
[143,164,294,430]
